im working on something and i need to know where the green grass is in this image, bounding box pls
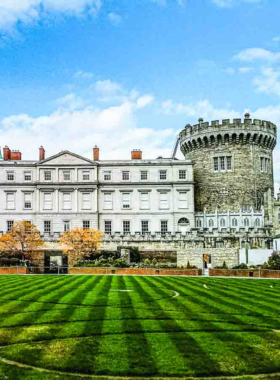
[0,275,279,380]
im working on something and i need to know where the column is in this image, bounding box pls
[75,188,78,213]
[55,188,59,213]
[37,189,40,212]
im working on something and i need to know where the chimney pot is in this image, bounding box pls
[93,146,99,161]
[3,146,11,161]
[131,150,142,160]
[39,146,45,161]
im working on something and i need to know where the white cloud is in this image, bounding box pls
[94,79,123,95]
[212,0,263,7]
[150,0,185,6]
[161,99,241,121]
[253,68,280,97]
[234,48,280,63]
[0,89,173,161]
[225,68,236,75]
[74,71,94,80]
[239,67,253,73]
[107,12,122,26]
[273,36,280,42]
[136,95,154,109]
[0,0,102,32]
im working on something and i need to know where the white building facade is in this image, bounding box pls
[0,147,195,236]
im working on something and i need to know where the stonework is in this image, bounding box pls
[179,115,276,215]
[177,248,239,268]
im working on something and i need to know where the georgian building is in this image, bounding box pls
[0,146,195,237]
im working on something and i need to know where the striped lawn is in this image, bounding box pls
[0,275,279,380]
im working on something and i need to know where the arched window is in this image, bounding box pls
[255,218,260,227]
[209,219,214,227]
[220,218,226,227]
[178,218,189,225]
[196,219,202,228]
[232,218,238,227]
[244,218,249,227]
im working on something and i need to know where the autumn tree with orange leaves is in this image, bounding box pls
[0,221,44,262]
[59,227,103,266]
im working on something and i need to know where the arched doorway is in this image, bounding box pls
[178,218,190,234]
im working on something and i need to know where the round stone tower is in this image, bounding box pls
[179,113,277,213]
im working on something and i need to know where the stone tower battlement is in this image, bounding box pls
[179,113,277,215]
[179,114,277,155]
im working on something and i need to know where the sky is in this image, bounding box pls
[1,0,280,189]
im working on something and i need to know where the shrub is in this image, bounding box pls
[232,263,248,269]
[267,251,280,270]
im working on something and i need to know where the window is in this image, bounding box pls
[24,172,32,181]
[122,171,130,181]
[7,171,14,181]
[159,170,167,180]
[82,171,90,181]
[226,157,232,171]
[220,157,225,171]
[82,193,91,210]
[7,221,14,232]
[220,218,226,227]
[213,157,219,172]
[209,219,214,227]
[63,193,71,210]
[103,192,113,210]
[141,220,149,234]
[255,218,260,227]
[83,220,90,230]
[213,156,233,172]
[122,193,131,209]
[159,192,169,209]
[140,192,149,209]
[141,171,148,181]
[24,193,32,209]
[179,170,186,180]
[196,219,202,228]
[63,221,70,232]
[43,193,52,210]
[232,218,238,227]
[244,218,249,227]
[63,171,71,181]
[6,193,15,210]
[44,221,51,234]
[123,221,130,234]
[44,171,52,181]
[178,192,187,209]
[242,205,251,213]
[104,221,112,234]
[160,220,168,234]
[103,171,111,181]
[261,157,270,173]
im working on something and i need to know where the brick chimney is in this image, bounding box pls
[3,146,11,161]
[131,149,142,160]
[39,146,45,161]
[10,150,22,161]
[93,146,99,161]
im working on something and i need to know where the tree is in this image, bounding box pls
[0,221,44,263]
[59,228,103,266]
[267,251,280,270]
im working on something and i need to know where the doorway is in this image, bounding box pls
[178,218,190,234]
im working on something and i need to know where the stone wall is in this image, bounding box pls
[0,267,28,275]
[209,268,280,278]
[177,248,239,268]
[184,142,274,213]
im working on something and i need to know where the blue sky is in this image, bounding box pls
[1,0,280,186]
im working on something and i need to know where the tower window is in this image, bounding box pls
[213,156,233,172]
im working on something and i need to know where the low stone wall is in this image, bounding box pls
[209,269,280,278]
[0,267,28,275]
[69,267,202,276]
[178,248,239,268]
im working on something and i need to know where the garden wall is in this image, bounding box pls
[0,267,28,275]
[69,267,202,276]
[209,269,280,278]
